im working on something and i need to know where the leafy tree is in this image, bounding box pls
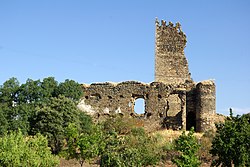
[30,95,81,153]
[6,104,30,134]
[0,103,30,134]
[64,123,80,160]
[122,128,160,166]
[18,79,43,104]
[18,77,58,104]
[0,108,8,136]
[210,109,250,167]
[0,77,87,149]
[64,123,105,167]
[0,130,59,167]
[77,126,105,166]
[41,77,58,99]
[0,77,88,156]
[0,77,20,106]
[100,132,123,167]
[0,78,31,134]
[100,128,161,167]
[56,79,83,101]
[172,127,201,167]
[78,111,93,134]
[100,117,161,167]
[65,117,160,167]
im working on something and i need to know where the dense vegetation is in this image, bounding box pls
[0,77,84,136]
[172,127,201,167]
[210,109,250,167]
[0,77,249,167]
[63,116,162,167]
[0,130,59,167]
[0,77,86,166]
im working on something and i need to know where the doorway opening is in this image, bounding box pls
[186,112,196,131]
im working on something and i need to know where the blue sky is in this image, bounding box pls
[0,0,249,115]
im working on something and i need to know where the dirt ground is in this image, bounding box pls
[60,158,98,167]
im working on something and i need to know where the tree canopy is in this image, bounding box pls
[210,109,250,167]
[0,77,85,136]
[0,130,59,167]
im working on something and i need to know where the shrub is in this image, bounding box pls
[102,115,136,135]
[0,130,59,167]
[210,109,250,167]
[64,123,105,167]
[30,95,84,154]
[100,127,161,167]
[77,126,105,166]
[172,127,201,167]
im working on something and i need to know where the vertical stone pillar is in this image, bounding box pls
[179,90,187,130]
[196,80,216,132]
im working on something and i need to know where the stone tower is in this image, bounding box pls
[155,19,191,84]
[78,19,217,133]
[196,80,216,132]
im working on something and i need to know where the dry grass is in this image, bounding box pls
[152,129,203,144]
[59,158,99,167]
[60,129,214,167]
[151,129,214,167]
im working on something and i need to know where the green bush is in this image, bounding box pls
[100,127,161,167]
[172,127,201,167]
[64,123,105,167]
[210,109,250,167]
[77,126,105,166]
[0,130,59,167]
[0,108,8,136]
[102,115,135,135]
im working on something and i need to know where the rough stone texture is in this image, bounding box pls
[79,81,187,130]
[196,80,216,132]
[155,19,191,84]
[78,19,216,132]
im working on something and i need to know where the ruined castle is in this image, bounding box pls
[78,19,216,132]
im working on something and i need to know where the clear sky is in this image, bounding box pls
[0,0,249,115]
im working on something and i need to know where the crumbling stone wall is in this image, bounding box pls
[78,19,216,132]
[155,19,191,84]
[78,81,187,130]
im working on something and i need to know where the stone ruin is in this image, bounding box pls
[78,19,216,132]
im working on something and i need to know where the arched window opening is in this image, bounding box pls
[134,98,145,114]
